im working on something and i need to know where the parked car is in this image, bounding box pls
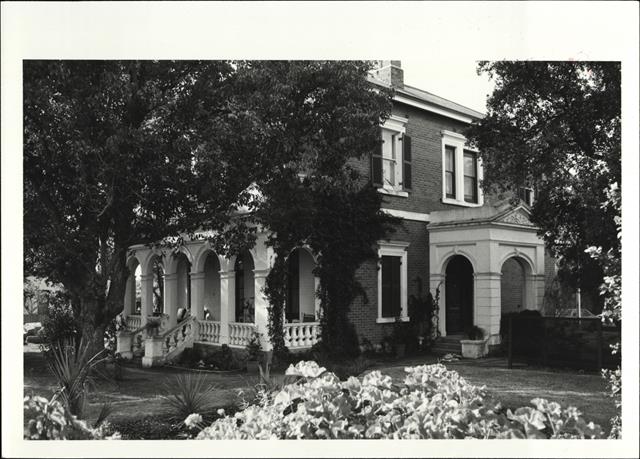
[23,322,42,344]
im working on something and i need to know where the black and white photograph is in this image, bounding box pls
[2,2,639,458]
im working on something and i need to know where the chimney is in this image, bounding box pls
[373,60,404,88]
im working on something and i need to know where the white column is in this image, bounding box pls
[219,269,235,345]
[190,272,205,320]
[123,275,134,318]
[164,273,179,328]
[429,273,445,337]
[475,272,502,345]
[140,274,154,327]
[253,268,272,351]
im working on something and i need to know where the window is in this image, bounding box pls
[372,115,410,197]
[377,241,409,323]
[444,146,456,198]
[463,150,478,203]
[518,187,534,206]
[441,130,483,206]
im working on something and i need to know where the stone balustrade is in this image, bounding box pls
[197,320,221,344]
[284,322,320,349]
[228,322,256,347]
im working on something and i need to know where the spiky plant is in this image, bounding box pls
[161,373,218,422]
[44,338,107,418]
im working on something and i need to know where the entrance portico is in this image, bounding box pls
[428,201,546,346]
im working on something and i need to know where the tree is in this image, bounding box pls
[224,61,397,356]
[24,60,395,355]
[24,61,268,351]
[466,61,620,301]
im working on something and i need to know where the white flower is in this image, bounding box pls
[184,413,203,429]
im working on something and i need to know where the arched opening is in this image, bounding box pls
[234,250,255,323]
[501,257,526,314]
[285,248,317,323]
[445,255,474,335]
[125,258,142,315]
[203,252,221,321]
[150,256,165,315]
[174,252,192,321]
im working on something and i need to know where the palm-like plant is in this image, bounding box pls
[43,338,107,418]
[161,373,218,422]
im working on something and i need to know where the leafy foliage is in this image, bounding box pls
[40,292,79,346]
[586,182,621,438]
[466,61,620,294]
[24,395,118,440]
[195,361,605,439]
[231,61,398,358]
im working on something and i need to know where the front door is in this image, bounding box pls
[445,255,474,334]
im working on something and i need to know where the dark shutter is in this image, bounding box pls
[371,132,383,187]
[390,257,401,317]
[381,256,402,318]
[402,135,412,190]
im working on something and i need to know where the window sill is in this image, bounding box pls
[376,316,410,324]
[378,188,409,198]
[441,197,483,208]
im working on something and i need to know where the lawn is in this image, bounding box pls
[24,345,616,438]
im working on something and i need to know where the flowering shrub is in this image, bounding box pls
[195,362,604,439]
[24,395,120,440]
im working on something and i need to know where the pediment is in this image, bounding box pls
[495,207,534,226]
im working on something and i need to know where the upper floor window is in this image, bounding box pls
[518,187,535,206]
[463,150,478,203]
[372,115,411,197]
[441,130,483,207]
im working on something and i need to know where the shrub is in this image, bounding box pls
[40,293,79,346]
[43,338,108,418]
[195,361,605,439]
[23,395,119,440]
[246,331,263,361]
[161,373,218,421]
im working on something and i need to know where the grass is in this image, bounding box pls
[25,344,616,437]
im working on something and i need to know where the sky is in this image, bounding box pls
[401,60,495,114]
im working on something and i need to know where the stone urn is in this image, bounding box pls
[460,339,487,359]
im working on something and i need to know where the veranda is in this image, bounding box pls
[116,229,321,367]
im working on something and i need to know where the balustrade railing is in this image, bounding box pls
[284,322,320,349]
[198,320,221,344]
[160,315,196,361]
[228,322,256,347]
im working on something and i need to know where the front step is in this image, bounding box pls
[431,335,464,355]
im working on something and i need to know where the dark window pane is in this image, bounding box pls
[445,172,455,198]
[381,256,401,318]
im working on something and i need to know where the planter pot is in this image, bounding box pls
[395,343,407,358]
[460,339,487,359]
[246,360,260,375]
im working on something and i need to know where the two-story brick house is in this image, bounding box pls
[117,61,548,366]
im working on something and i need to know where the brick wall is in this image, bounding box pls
[348,219,429,345]
[347,101,475,344]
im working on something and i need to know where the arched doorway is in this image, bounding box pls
[125,258,142,315]
[234,251,255,323]
[202,252,221,321]
[285,248,317,322]
[150,256,165,315]
[445,255,474,335]
[174,253,192,321]
[501,257,526,314]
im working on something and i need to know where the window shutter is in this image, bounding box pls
[402,135,412,190]
[391,257,401,317]
[371,132,383,187]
